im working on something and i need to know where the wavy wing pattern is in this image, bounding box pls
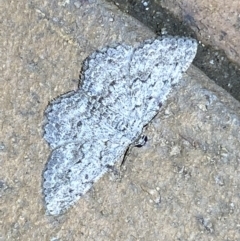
[43,36,197,215]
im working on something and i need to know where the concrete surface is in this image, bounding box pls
[161,0,240,65]
[0,0,239,240]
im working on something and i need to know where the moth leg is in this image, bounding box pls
[134,135,148,148]
[120,145,131,167]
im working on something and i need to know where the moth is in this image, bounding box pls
[43,36,198,215]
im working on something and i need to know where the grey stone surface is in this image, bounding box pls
[0,0,239,240]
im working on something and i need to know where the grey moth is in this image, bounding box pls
[43,36,198,215]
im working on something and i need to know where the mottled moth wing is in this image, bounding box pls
[129,37,198,125]
[43,36,198,215]
[44,90,132,148]
[81,45,138,117]
[43,141,130,215]
[43,90,137,215]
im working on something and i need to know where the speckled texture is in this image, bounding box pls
[43,37,197,216]
[0,0,240,240]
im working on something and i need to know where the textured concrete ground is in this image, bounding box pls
[0,0,240,240]
[161,0,240,65]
